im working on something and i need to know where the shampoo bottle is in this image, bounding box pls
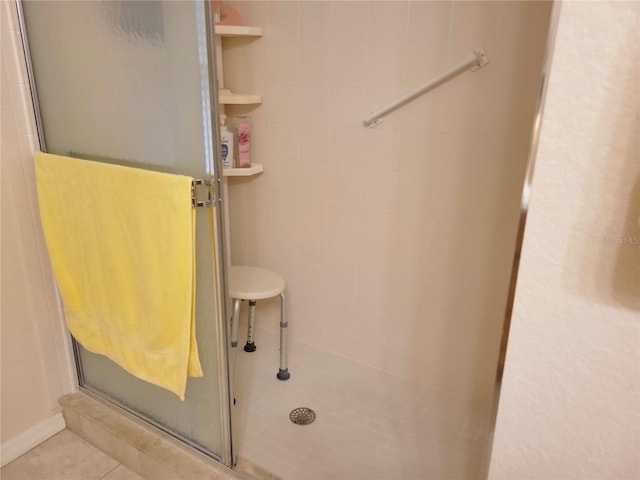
[236,116,251,168]
[220,114,234,168]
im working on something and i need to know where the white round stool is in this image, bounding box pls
[228,266,290,380]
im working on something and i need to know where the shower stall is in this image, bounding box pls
[19,0,555,478]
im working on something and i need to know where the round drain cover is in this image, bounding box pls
[289,407,316,425]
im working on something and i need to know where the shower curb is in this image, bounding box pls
[59,392,276,480]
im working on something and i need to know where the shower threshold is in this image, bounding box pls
[59,392,277,480]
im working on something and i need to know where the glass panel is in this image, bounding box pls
[22,0,226,457]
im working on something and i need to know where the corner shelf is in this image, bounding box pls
[214,25,262,37]
[223,163,263,177]
[219,90,262,105]
[216,24,262,178]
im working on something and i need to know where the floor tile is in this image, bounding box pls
[1,430,119,480]
[101,465,145,480]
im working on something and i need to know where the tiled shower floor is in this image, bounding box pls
[232,326,491,480]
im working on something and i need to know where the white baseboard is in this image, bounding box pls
[0,413,66,467]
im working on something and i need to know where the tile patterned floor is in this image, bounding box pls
[1,429,143,480]
[232,325,491,480]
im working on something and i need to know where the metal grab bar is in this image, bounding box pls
[362,49,489,127]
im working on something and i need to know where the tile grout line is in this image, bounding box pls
[97,463,122,480]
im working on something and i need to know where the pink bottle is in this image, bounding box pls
[237,117,251,168]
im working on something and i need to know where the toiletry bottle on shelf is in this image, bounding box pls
[220,114,234,168]
[237,116,251,168]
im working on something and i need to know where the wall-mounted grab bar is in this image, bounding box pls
[362,49,489,128]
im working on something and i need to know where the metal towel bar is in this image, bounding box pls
[362,49,489,128]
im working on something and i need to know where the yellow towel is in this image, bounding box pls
[35,152,202,400]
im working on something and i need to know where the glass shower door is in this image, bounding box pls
[20,0,231,463]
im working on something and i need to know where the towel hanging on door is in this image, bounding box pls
[35,152,203,400]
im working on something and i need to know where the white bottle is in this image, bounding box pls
[220,114,234,168]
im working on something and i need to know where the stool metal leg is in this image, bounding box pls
[277,292,290,380]
[229,298,241,407]
[244,299,257,352]
[231,298,241,349]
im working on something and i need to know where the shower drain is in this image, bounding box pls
[289,407,316,425]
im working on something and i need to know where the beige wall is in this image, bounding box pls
[1,0,74,450]
[489,1,640,478]
[222,0,551,413]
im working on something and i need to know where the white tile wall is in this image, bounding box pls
[1,0,76,444]
[223,0,551,408]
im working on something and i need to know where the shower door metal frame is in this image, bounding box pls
[16,0,235,467]
[484,1,562,477]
